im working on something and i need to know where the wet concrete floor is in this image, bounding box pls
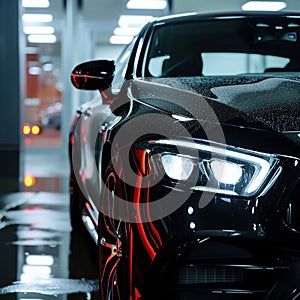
[0,192,100,300]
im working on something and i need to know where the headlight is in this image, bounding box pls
[135,139,279,197]
[161,154,194,181]
[209,159,243,185]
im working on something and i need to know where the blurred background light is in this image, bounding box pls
[26,255,54,266]
[126,0,167,10]
[118,15,154,27]
[23,175,36,187]
[113,27,141,36]
[22,0,50,8]
[22,14,53,23]
[109,35,134,44]
[241,1,287,11]
[23,26,55,35]
[28,34,57,43]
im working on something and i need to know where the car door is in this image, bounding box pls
[76,95,112,213]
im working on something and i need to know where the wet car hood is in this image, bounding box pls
[210,77,299,133]
[131,76,300,145]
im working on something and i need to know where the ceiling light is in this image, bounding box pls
[23,26,55,34]
[22,14,53,23]
[241,1,287,11]
[28,34,57,43]
[28,66,41,75]
[118,15,154,28]
[22,0,50,8]
[126,0,167,10]
[42,63,53,71]
[113,27,141,36]
[109,35,134,45]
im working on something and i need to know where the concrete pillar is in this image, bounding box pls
[61,0,80,157]
[0,0,23,193]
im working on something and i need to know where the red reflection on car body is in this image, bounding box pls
[134,174,156,260]
[70,134,75,145]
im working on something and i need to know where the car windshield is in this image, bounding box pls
[146,16,300,77]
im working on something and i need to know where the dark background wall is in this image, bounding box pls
[0,0,22,193]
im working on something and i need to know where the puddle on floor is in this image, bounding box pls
[0,192,100,300]
[0,278,99,296]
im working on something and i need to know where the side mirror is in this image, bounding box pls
[71,60,115,90]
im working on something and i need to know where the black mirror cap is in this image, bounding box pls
[71,60,115,90]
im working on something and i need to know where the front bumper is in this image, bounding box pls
[141,155,300,299]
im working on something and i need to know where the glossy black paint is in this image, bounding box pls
[69,11,300,300]
[71,60,115,91]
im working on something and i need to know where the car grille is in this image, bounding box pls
[177,265,245,284]
[163,262,290,300]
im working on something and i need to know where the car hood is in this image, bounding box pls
[131,76,300,149]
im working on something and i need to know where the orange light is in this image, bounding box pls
[24,175,36,187]
[31,125,40,135]
[23,125,31,135]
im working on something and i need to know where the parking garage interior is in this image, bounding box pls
[0,0,300,299]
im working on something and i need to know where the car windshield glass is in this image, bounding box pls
[146,16,300,77]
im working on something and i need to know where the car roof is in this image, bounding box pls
[150,10,300,26]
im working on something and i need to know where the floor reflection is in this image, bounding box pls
[0,192,100,300]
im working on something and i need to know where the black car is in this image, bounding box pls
[69,11,300,300]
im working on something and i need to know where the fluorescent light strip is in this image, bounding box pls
[109,35,134,45]
[22,0,49,8]
[113,27,141,36]
[22,14,53,23]
[241,1,287,11]
[118,15,154,28]
[28,34,57,43]
[23,26,54,34]
[126,0,167,10]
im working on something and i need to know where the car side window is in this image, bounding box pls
[111,41,135,93]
